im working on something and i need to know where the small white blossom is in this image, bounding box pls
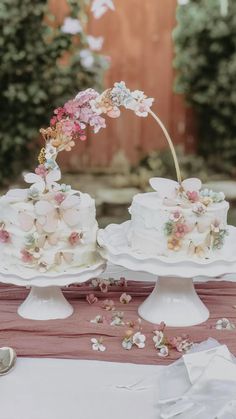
[80,49,94,69]
[215,318,235,331]
[158,345,169,357]
[91,0,115,19]
[122,338,133,350]
[132,332,146,349]
[87,35,104,51]
[61,17,82,35]
[153,331,165,348]
[90,315,103,324]
[91,337,106,351]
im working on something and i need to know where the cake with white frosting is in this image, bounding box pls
[0,168,99,272]
[128,177,229,258]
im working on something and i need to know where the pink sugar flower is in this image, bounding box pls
[64,100,80,116]
[54,192,66,205]
[50,116,57,126]
[186,190,199,203]
[174,223,189,238]
[21,249,33,263]
[0,229,10,243]
[86,293,98,305]
[35,164,48,177]
[68,232,83,246]
[54,107,65,121]
[60,119,77,136]
[75,88,99,106]
[169,210,182,223]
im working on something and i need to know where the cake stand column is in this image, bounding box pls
[138,276,209,327]
[18,286,73,320]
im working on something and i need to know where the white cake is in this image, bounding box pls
[0,171,98,273]
[128,178,229,259]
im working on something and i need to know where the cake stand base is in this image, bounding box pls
[18,286,73,320]
[138,276,209,327]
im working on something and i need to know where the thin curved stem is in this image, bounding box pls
[148,109,182,184]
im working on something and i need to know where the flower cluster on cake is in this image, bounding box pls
[0,82,153,272]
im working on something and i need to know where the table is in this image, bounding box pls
[0,358,162,419]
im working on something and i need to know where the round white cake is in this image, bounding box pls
[128,177,229,259]
[0,175,99,273]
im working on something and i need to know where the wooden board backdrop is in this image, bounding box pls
[51,0,196,172]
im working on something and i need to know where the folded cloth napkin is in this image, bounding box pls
[183,344,232,384]
[160,355,236,419]
[156,338,222,404]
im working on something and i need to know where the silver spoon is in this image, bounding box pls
[0,347,17,375]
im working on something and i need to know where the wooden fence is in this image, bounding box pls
[51,0,196,172]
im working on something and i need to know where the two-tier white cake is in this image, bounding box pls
[128,177,229,259]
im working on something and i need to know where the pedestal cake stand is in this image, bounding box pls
[98,222,236,327]
[0,257,105,320]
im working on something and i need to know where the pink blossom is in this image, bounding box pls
[21,249,33,263]
[75,88,99,106]
[54,107,65,121]
[169,210,182,222]
[186,190,199,203]
[174,223,189,238]
[0,229,10,243]
[64,100,80,116]
[60,119,77,136]
[101,299,115,311]
[68,232,83,246]
[54,192,66,205]
[35,164,47,177]
[86,293,98,305]
[50,116,57,126]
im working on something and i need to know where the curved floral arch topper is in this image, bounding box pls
[30,81,182,192]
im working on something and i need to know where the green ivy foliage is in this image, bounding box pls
[0,0,107,185]
[173,0,236,165]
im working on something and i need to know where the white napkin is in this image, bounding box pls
[156,338,222,404]
[183,344,232,384]
[160,355,236,419]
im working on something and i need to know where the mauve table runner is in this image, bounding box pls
[0,281,235,365]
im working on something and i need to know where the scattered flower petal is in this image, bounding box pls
[120,293,132,304]
[86,293,98,305]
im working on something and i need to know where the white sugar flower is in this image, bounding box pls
[110,316,125,326]
[153,331,165,348]
[158,345,169,357]
[91,337,106,351]
[61,17,82,34]
[122,338,133,350]
[215,318,235,330]
[132,332,146,349]
[87,35,104,51]
[90,315,104,324]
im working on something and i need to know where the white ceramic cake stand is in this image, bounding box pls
[0,258,105,320]
[98,222,236,327]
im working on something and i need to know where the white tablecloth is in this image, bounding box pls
[0,358,163,419]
